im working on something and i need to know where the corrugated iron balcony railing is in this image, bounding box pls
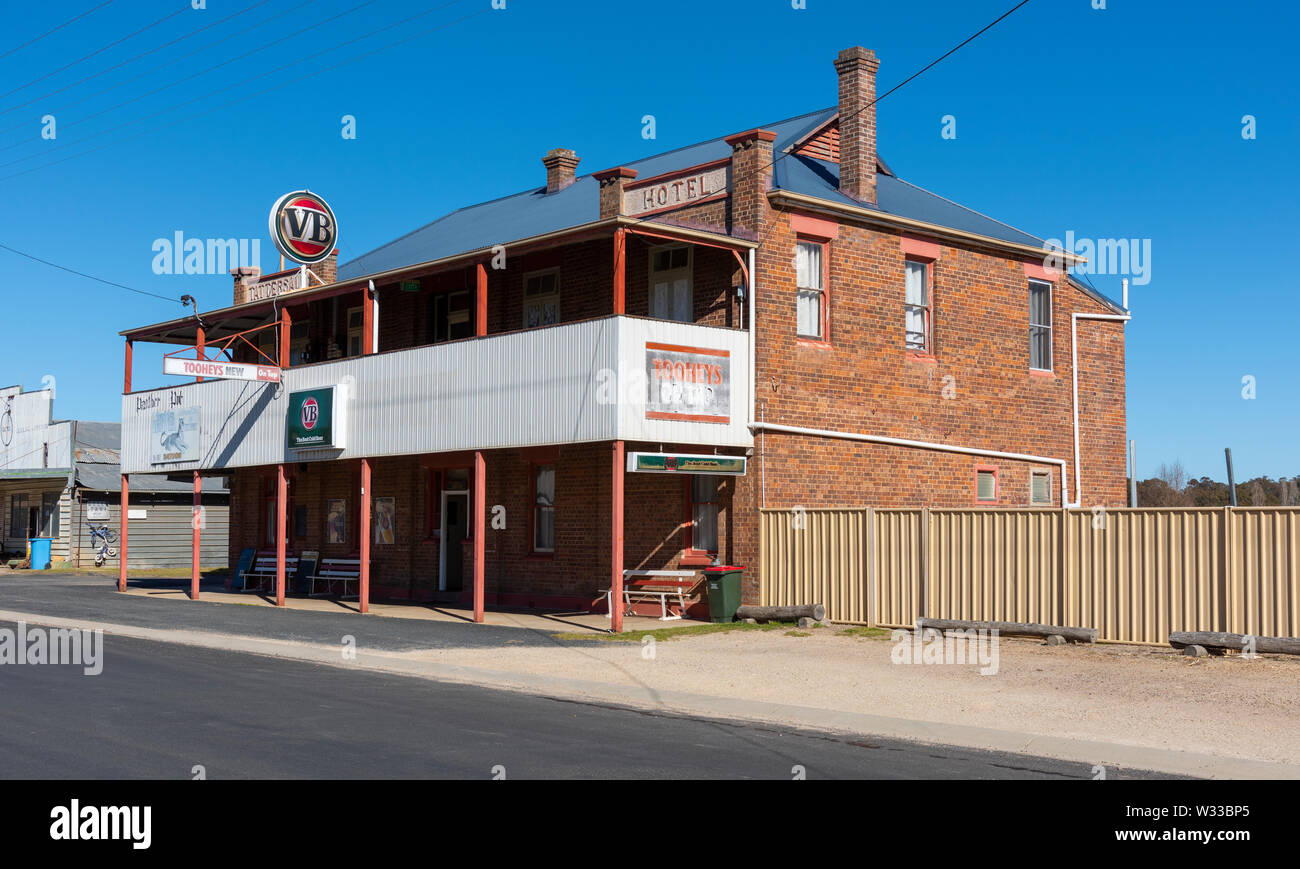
[119,315,751,475]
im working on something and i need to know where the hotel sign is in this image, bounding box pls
[163,357,281,382]
[645,342,730,424]
[624,165,729,217]
[627,453,747,476]
[286,385,347,450]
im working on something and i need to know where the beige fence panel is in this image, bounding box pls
[760,505,1300,644]
[873,509,923,627]
[759,508,869,623]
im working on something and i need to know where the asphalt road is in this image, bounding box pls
[0,620,1170,779]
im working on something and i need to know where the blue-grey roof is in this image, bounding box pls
[773,154,1046,249]
[339,105,1054,281]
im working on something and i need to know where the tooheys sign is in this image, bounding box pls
[268,190,338,265]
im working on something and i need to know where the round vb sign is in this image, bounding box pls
[268,190,338,265]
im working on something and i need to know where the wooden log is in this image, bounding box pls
[735,603,825,623]
[1169,631,1300,656]
[916,617,1098,644]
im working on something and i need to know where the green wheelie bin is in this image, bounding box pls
[704,564,744,623]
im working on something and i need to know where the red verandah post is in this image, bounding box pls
[275,463,287,606]
[359,458,371,614]
[611,440,625,633]
[118,475,129,592]
[473,451,485,623]
[191,471,202,600]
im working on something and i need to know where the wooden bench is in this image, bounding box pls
[600,570,702,621]
[239,552,298,593]
[310,558,362,599]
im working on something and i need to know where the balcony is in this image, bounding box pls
[119,315,751,474]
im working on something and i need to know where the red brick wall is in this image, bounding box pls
[226,443,738,605]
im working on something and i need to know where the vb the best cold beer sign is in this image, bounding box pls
[286,385,348,451]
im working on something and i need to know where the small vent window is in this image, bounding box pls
[1030,471,1052,505]
[976,469,998,503]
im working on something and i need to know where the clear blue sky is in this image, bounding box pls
[0,0,1295,482]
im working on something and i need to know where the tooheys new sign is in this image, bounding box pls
[268,190,338,265]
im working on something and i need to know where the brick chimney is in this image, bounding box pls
[593,167,638,218]
[834,46,880,204]
[723,129,777,239]
[314,249,339,285]
[542,148,580,193]
[231,266,261,305]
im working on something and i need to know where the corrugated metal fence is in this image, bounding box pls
[760,507,1300,644]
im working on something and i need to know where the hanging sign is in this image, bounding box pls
[626,453,746,476]
[163,357,280,382]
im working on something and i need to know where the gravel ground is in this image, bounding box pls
[406,625,1300,766]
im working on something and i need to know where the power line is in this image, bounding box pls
[0,1,117,62]
[0,3,191,102]
[0,241,181,303]
[0,0,273,122]
[0,0,316,138]
[0,0,476,174]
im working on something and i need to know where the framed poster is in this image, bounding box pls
[373,497,395,545]
[150,406,200,464]
[326,499,347,544]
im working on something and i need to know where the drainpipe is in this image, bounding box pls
[368,280,378,353]
[747,247,756,429]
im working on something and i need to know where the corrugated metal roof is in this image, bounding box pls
[339,105,1068,282]
[340,109,838,281]
[74,462,229,494]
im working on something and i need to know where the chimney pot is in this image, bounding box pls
[834,46,880,204]
[542,148,581,193]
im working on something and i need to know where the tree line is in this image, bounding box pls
[1136,461,1300,507]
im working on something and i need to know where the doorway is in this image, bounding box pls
[439,491,468,592]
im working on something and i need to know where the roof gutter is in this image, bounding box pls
[767,189,1089,269]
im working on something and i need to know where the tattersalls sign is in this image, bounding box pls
[644,342,730,423]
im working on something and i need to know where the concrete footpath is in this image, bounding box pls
[2,576,1299,779]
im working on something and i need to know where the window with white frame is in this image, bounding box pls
[905,259,931,351]
[1030,470,1052,505]
[1029,279,1052,370]
[796,240,825,339]
[649,245,693,322]
[523,269,560,329]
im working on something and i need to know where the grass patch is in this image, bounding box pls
[784,630,812,637]
[554,620,800,643]
[839,626,891,639]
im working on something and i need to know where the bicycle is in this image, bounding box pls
[87,522,119,567]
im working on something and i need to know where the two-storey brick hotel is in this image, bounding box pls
[116,47,1128,629]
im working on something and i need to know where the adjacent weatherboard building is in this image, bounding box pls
[1,385,229,568]
[115,47,1128,627]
